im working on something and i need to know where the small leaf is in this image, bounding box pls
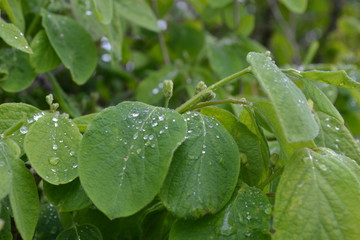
[170,185,272,240]
[200,107,269,186]
[78,102,187,218]
[247,52,319,142]
[93,0,113,24]
[279,0,308,14]
[30,30,61,73]
[114,0,160,32]
[41,10,97,85]
[0,0,25,32]
[315,112,360,164]
[24,113,82,185]
[107,2,124,62]
[274,148,360,239]
[0,48,36,92]
[56,224,102,240]
[43,178,92,212]
[8,155,40,240]
[0,18,31,54]
[33,203,62,240]
[301,70,360,89]
[160,112,240,218]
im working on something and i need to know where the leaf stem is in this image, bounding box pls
[188,98,252,111]
[258,167,284,190]
[176,67,252,113]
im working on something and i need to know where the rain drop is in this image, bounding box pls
[149,134,154,140]
[158,115,165,121]
[133,132,139,139]
[48,157,60,165]
[72,164,78,169]
[14,36,18,39]
[152,88,160,94]
[52,117,58,122]
[52,144,58,150]
[20,126,28,134]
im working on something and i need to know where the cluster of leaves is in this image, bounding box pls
[0,0,360,240]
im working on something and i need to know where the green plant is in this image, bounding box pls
[0,0,360,240]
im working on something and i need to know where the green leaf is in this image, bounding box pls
[200,107,269,186]
[41,10,97,85]
[279,0,308,14]
[8,156,40,240]
[247,52,319,142]
[107,2,124,62]
[160,112,240,218]
[300,77,343,123]
[43,178,92,212]
[78,102,187,218]
[0,48,36,92]
[0,201,12,240]
[114,0,160,32]
[135,66,178,106]
[301,70,360,89]
[33,203,62,240]
[170,185,272,240]
[30,30,61,73]
[0,0,25,32]
[0,103,41,154]
[0,18,31,54]
[0,140,13,201]
[315,112,360,164]
[73,113,98,132]
[207,0,233,8]
[254,101,315,161]
[56,224,102,240]
[93,0,113,24]
[274,148,360,239]
[24,113,82,185]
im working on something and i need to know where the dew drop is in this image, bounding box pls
[69,151,75,156]
[152,88,160,94]
[136,148,142,154]
[52,144,58,150]
[158,115,165,121]
[149,134,154,140]
[20,126,28,134]
[143,135,148,140]
[54,123,58,127]
[334,126,340,131]
[52,117,58,122]
[72,164,78,169]
[33,112,44,121]
[14,36,18,39]
[159,130,164,134]
[133,132,139,140]
[202,150,206,154]
[152,122,158,127]
[48,157,60,165]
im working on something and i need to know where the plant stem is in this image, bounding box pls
[188,98,252,111]
[258,167,284,190]
[176,67,252,113]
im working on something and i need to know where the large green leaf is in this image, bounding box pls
[0,18,31,54]
[201,107,269,186]
[0,48,36,92]
[92,0,113,24]
[279,0,308,14]
[170,185,272,239]
[24,113,82,185]
[114,0,160,32]
[78,102,187,218]
[0,0,25,32]
[43,178,92,212]
[160,112,240,218]
[274,148,360,239]
[33,203,63,240]
[247,52,318,142]
[56,224,102,240]
[8,154,40,240]
[301,70,360,89]
[254,101,315,161]
[315,112,360,164]
[41,10,97,85]
[30,30,61,73]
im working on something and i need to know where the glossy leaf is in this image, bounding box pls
[0,48,36,92]
[41,10,97,85]
[30,30,61,73]
[33,203,62,240]
[315,112,360,164]
[160,112,240,218]
[279,0,308,14]
[0,18,31,54]
[200,107,269,186]
[301,70,360,89]
[78,102,187,218]
[93,0,113,24]
[43,178,92,212]
[170,185,272,239]
[207,0,233,8]
[0,0,25,31]
[56,224,102,240]
[254,101,315,161]
[274,148,360,239]
[24,113,82,185]
[114,0,160,32]
[9,157,40,240]
[247,52,319,142]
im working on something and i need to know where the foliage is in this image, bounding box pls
[0,0,360,239]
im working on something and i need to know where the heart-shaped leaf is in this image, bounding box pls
[78,101,187,218]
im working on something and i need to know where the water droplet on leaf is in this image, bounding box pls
[48,156,60,165]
